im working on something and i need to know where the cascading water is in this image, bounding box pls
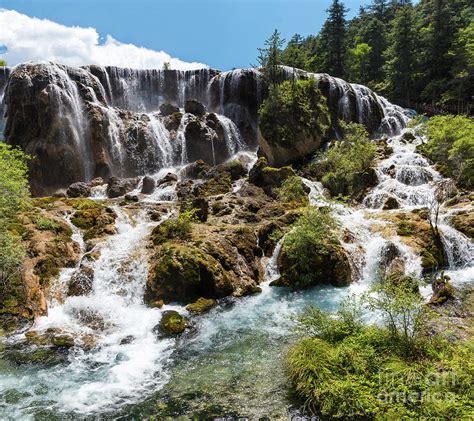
[0,208,178,416]
[1,62,472,418]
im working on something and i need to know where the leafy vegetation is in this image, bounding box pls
[151,209,198,245]
[419,115,474,188]
[280,206,347,287]
[313,123,377,197]
[279,175,309,205]
[288,278,474,419]
[0,145,29,298]
[272,0,473,113]
[258,78,330,148]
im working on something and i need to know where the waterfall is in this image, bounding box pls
[8,207,177,414]
[216,114,246,156]
[46,64,94,181]
[147,114,174,168]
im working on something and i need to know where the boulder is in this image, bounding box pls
[430,272,454,305]
[186,297,217,314]
[214,160,247,180]
[159,103,179,116]
[124,193,139,202]
[180,160,210,179]
[155,310,187,337]
[185,197,209,222]
[106,177,140,198]
[145,243,234,304]
[383,196,400,210]
[157,172,178,186]
[67,182,91,198]
[184,99,206,116]
[141,176,156,194]
[249,157,296,191]
[67,266,94,296]
[274,243,352,288]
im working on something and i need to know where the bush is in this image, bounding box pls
[258,78,330,148]
[317,122,377,197]
[419,115,474,188]
[287,279,474,418]
[151,209,197,245]
[279,206,352,287]
[279,175,309,204]
[33,216,61,232]
[0,144,29,289]
[283,206,338,271]
[0,144,30,220]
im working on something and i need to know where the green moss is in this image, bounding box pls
[186,297,217,314]
[158,310,186,336]
[147,243,233,304]
[196,174,233,197]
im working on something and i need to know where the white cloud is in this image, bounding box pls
[0,9,207,70]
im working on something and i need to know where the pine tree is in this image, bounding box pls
[384,3,417,103]
[317,0,348,77]
[257,29,286,87]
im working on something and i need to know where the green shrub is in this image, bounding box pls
[281,206,347,287]
[152,209,198,245]
[258,78,330,148]
[0,144,30,220]
[318,122,377,197]
[0,145,29,290]
[33,216,61,232]
[287,278,474,418]
[419,115,474,188]
[279,175,309,204]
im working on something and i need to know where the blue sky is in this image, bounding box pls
[2,0,382,70]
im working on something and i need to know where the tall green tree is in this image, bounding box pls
[384,3,417,103]
[257,29,286,87]
[316,0,348,77]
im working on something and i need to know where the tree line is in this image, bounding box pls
[264,0,473,115]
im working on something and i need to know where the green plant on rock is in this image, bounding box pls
[33,216,61,232]
[0,145,29,298]
[152,209,198,245]
[281,206,344,287]
[318,122,377,197]
[279,175,308,205]
[258,78,330,148]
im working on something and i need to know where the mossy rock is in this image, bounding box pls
[449,210,474,239]
[195,173,233,197]
[71,206,116,240]
[146,243,234,304]
[156,310,187,336]
[276,243,352,289]
[186,297,217,314]
[249,157,296,190]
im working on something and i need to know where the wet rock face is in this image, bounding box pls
[106,177,140,198]
[67,182,92,198]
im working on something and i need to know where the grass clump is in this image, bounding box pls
[33,216,61,232]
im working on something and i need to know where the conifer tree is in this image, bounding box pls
[384,3,417,103]
[316,0,348,77]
